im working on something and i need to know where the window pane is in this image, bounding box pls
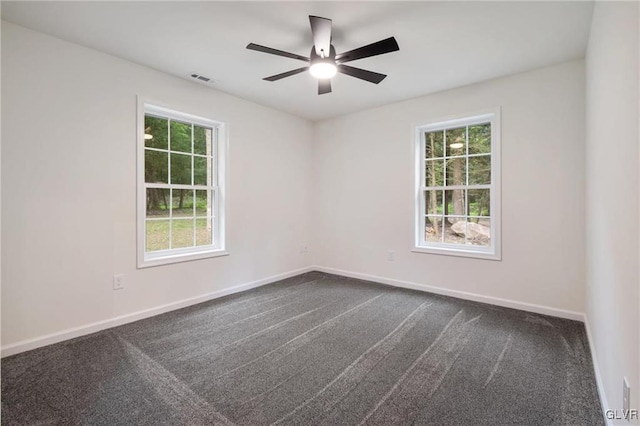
[196,190,212,216]
[145,150,168,184]
[146,219,170,252]
[425,216,443,243]
[445,157,466,186]
[196,218,213,246]
[172,189,194,218]
[468,155,491,185]
[465,217,491,246]
[447,139,465,156]
[146,188,170,218]
[468,123,491,155]
[449,219,467,244]
[468,189,490,216]
[170,153,192,184]
[425,159,444,187]
[425,131,444,159]
[424,190,443,215]
[444,217,465,244]
[145,115,168,150]
[194,126,213,156]
[171,219,194,249]
[170,120,192,153]
[194,156,211,186]
[445,127,467,157]
[444,189,466,216]
[445,127,465,157]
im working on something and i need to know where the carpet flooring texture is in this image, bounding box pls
[2,272,604,425]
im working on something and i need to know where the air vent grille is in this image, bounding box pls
[189,73,213,84]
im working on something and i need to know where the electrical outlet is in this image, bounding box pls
[623,377,630,413]
[387,251,395,261]
[113,274,125,290]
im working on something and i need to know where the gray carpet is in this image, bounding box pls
[2,272,604,425]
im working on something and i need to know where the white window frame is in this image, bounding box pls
[412,108,501,260]
[137,99,228,268]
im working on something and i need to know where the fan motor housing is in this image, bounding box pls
[310,45,337,64]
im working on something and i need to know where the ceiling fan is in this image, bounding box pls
[246,15,400,95]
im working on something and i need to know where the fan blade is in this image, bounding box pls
[309,16,332,57]
[318,79,332,95]
[247,43,309,62]
[263,67,309,81]
[338,65,387,84]
[335,37,399,64]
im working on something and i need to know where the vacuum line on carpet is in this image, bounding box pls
[157,299,306,350]
[221,303,331,349]
[215,293,385,380]
[358,310,482,425]
[207,299,302,334]
[149,283,324,351]
[483,333,513,388]
[223,365,313,422]
[117,335,236,426]
[170,280,320,328]
[174,302,332,364]
[272,301,434,425]
[222,279,320,311]
[236,365,311,409]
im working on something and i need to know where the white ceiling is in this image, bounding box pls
[2,1,594,121]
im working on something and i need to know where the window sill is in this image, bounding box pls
[138,249,229,269]
[412,246,501,261]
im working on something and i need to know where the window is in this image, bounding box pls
[414,110,500,260]
[137,102,226,268]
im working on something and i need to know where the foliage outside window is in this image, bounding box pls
[415,111,500,260]
[138,103,226,267]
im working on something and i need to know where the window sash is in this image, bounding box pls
[143,141,219,251]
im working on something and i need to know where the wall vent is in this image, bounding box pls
[189,73,214,84]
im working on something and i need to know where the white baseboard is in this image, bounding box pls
[1,266,314,358]
[313,265,585,321]
[584,315,612,426]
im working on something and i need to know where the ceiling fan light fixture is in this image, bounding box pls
[309,61,337,79]
[247,15,399,94]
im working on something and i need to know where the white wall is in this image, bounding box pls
[585,2,639,421]
[312,60,586,315]
[1,22,313,347]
